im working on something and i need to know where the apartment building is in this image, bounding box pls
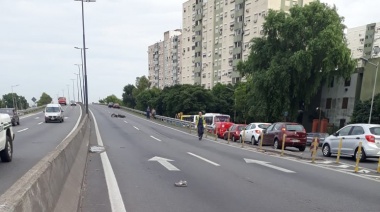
[180,0,314,89]
[148,30,182,89]
[320,22,380,128]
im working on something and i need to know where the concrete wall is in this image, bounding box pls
[0,109,89,212]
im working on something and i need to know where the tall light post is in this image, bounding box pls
[74,64,84,103]
[71,79,76,102]
[74,73,80,102]
[75,0,95,114]
[11,84,20,110]
[67,84,71,102]
[360,57,379,124]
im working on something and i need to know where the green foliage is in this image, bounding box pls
[103,95,122,105]
[238,1,356,122]
[210,83,235,117]
[122,84,136,108]
[2,93,29,109]
[135,87,161,111]
[351,94,380,124]
[37,92,52,106]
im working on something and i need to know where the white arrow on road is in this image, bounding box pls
[244,158,295,173]
[149,156,180,171]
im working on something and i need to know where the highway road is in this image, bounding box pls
[81,104,380,212]
[0,105,82,194]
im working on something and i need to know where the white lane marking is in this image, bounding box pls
[62,105,82,141]
[244,158,295,173]
[38,122,43,125]
[35,117,39,119]
[122,110,380,182]
[150,136,161,142]
[124,121,128,124]
[148,156,180,171]
[90,110,127,212]
[133,126,139,130]
[187,152,220,166]
[17,128,29,133]
[64,117,68,119]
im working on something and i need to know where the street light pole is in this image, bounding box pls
[11,84,19,110]
[75,64,84,103]
[74,73,80,102]
[360,57,379,124]
[67,84,70,102]
[71,79,76,102]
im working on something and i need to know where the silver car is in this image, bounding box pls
[322,124,380,161]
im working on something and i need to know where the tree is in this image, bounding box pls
[103,95,122,105]
[210,83,234,118]
[37,92,52,106]
[238,1,356,122]
[135,87,161,111]
[122,84,136,108]
[2,93,29,109]
[351,94,380,124]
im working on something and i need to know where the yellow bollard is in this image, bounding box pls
[215,125,218,141]
[336,138,343,164]
[241,127,246,148]
[259,132,264,151]
[377,157,380,173]
[311,137,318,163]
[281,134,286,156]
[354,142,362,173]
[227,130,231,144]
[205,128,208,138]
[189,125,192,134]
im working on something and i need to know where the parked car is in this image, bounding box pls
[322,124,380,161]
[215,121,235,138]
[108,102,114,108]
[240,122,271,145]
[70,100,77,106]
[113,103,120,109]
[0,108,19,126]
[306,132,329,147]
[262,122,307,151]
[223,124,246,142]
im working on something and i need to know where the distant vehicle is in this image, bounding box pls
[0,113,15,162]
[44,104,64,123]
[306,132,329,147]
[113,103,120,109]
[223,124,246,142]
[240,122,271,145]
[70,100,77,106]
[58,97,67,105]
[322,124,380,162]
[108,102,114,108]
[0,108,20,126]
[262,122,307,151]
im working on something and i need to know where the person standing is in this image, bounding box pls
[195,112,206,140]
[146,106,150,119]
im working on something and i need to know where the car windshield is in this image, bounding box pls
[46,107,60,112]
[0,109,14,115]
[258,124,271,129]
[369,127,380,135]
[286,124,304,131]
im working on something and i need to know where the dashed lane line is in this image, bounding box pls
[17,128,29,133]
[187,152,220,166]
[150,136,162,142]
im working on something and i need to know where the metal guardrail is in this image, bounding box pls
[18,105,46,116]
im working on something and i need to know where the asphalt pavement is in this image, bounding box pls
[81,105,380,212]
[0,105,82,194]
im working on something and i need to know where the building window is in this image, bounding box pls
[326,98,332,109]
[342,98,348,109]
[344,77,351,87]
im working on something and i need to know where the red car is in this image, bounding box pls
[223,124,246,142]
[58,97,67,105]
[262,122,307,151]
[214,122,235,138]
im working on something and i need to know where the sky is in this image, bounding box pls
[0,0,379,106]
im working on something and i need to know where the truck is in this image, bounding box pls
[58,97,67,105]
[0,113,14,162]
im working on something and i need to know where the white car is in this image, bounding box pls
[44,104,64,123]
[322,124,380,161]
[0,113,15,162]
[240,122,271,145]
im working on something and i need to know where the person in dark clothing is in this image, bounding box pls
[146,106,150,119]
[195,112,206,140]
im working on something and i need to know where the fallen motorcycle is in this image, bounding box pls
[111,113,126,118]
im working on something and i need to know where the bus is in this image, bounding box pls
[203,113,231,128]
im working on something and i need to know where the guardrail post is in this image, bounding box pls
[241,128,246,148]
[214,125,218,141]
[227,130,230,144]
[336,138,343,164]
[205,128,208,138]
[281,134,286,156]
[311,137,318,163]
[377,157,380,173]
[259,133,263,151]
[189,125,191,134]
[354,142,362,173]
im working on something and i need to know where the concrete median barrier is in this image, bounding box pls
[0,111,90,212]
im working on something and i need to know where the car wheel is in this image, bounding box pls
[299,146,306,152]
[224,134,227,140]
[273,139,280,149]
[0,136,13,162]
[12,121,15,126]
[239,136,243,143]
[354,148,366,162]
[322,144,331,157]
[232,136,236,142]
[251,137,256,145]
[17,120,20,125]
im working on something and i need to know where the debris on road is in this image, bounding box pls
[111,113,126,118]
[174,180,187,187]
[89,145,106,153]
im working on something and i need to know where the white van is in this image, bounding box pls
[44,104,64,123]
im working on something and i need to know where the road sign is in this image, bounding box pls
[31,97,36,102]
